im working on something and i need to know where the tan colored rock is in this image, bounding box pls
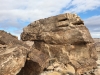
[47,71,61,75]
[21,13,97,75]
[53,62,60,67]
[0,30,29,75]
[65,64,75,74]
[94,38,100,51]
[94,38,100,75]
[28,49,49,68]
[40,71,62,75]
[47,66,54,70]
[17,48,49,75]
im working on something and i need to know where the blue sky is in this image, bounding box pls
[0,0,100,39]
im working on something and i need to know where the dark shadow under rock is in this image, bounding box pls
[17,60,42,75]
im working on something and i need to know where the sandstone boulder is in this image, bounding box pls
[0,30,48,75]
[17,44,49,75]
[21,13,98,75]
[0,30,29,75]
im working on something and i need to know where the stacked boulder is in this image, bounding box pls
[21,13,98,75]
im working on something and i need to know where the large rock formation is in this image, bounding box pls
[0,30,29,75]
[21,13,98,75]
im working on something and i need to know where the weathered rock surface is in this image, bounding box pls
[0,30,30,75]
[94,38,100,52]
[94,38,100,75]
[21,13,98,75]
[17,42,49,75]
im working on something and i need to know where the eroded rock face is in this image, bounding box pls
[0,30,29,75]
[17,42,49,75]
[21,13,98,75]
[94,38,100,75]
[94,38,100,52]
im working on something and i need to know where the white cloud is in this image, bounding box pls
[0,0,71,22]
[1,0,100,23]
[64,0,100,13]
[0,0,100,38]
[84,15,100,38]
[90,32,100,38]
[0,0,71,38]
[84,15,100,26]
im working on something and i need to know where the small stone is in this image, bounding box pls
[53,62,60,67]
[47,66,54,70]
